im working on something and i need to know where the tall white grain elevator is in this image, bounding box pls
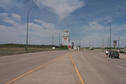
[61,30,71,46]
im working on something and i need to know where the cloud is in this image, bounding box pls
[2,13,21,25]
[3,17,18,26]
[102,16,113,24]
[0,0,16,9]
[87,21,105,31]
[80,21,126,47]
[34,19,56,30]
[0,14,61,44]
[11,13,21,22]
[0,0,26,11]
[34,0,85,20]
[0,13,8,17]
[1,13,21,25]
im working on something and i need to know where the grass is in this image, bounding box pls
[0,44,67,56]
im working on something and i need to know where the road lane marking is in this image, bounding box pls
[69,54,85,84]
[5,55,64,84]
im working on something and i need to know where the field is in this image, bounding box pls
[0,44,66,56]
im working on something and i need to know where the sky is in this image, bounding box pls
[0,0,126,47]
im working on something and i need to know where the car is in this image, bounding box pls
[89,47,94,50]
[105,50,109,55]
[109,51,120,59]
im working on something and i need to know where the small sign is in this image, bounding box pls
[113,40,117,47]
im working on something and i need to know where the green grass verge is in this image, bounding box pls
[0,44,67,56]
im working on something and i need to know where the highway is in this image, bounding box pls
[72,49,126,84]
[0,51,67,84]
[0,50,126,84]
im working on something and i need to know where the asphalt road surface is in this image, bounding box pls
[0,51,67,84]
[1,49,126,84]
[72,49,126,84]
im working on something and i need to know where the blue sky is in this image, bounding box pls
[0,0,126,47]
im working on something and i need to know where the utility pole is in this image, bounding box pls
[25,7,33,52]
[59,32,60,46]
[109,23,112,51]
[52,34,54,46]
[102,39,105,49]
[25,6,37,52]
[79,40,81,48]
[118,37,120,49]
[88,41,91,48]
[25,11,29,52]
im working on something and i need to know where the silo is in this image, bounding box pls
[61,30,70,46]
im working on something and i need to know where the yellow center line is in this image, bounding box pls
[5,55,64,84]
[69,53,85,84]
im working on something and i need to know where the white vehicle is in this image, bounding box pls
[105,50,109,55]
[52,47,56,50]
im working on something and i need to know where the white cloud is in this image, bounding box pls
[0,13,8,17]
[34,19,56,30]
[0,0,15,9]
[81,21,126,47]
[3,17,18,26]
[0,13,21,26]
[11,13,21,22]
[34,0,85,20]
[87,21,105,30]
[0,15,61,44]
[2,13,21,25]
[0,0,25,11]
[103,16,113,24]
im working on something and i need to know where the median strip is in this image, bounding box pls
[69,55,85,84]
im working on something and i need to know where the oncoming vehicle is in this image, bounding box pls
[109,51,120,59]
[89,47,94,50]
[105,50,109,55]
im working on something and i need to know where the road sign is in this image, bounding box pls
[113,40,117,48]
